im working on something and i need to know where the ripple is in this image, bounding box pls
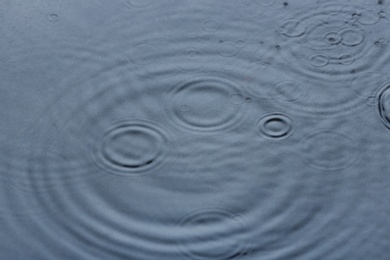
[376,82,390,130]
[177,208,251,260]
[375,37,388,46]
[127,43,159,65]
[357,9,382,24]
[272,80,307,103]
[0,125,91,217]
[218,41,240,57]
[299,129,359,171]
[186,49,201,60]
[340,28,365,46]
[256,113,295,140]
[278,2,389,79]
[201,18,220,32]
[278,19,307,38]
[0,41,100,143]
[269,2,390,117]
[171,77,247,133]
[47,13,59,22]
[92,119,168,176]
[323,31,342,45]
[351,71,386,102]
[256,0,275,7]
[246,149,369,259]
[309,54,329,67]
[229,93,246,105]
[125,0,156,8]
[2,1,386,259]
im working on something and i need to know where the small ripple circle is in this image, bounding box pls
[256,113,295,140]
[92,119,168,176]
[376,82,390,130]
[177,208,251,260]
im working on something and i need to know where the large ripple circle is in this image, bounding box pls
[92,119,168,176]
[171,77,246,133]
[177,207,251,260]
[299,129,359,171]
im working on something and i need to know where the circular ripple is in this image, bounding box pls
[340,28,365,46]
[376,82,390,130]
[177,208,251,260]
[256,113,294,140]
[323,31,342,45]
[127,43,159,65]
[299,129,358,171]
[351,71,385,103]
[201,19,220,31]
[125,0,156,8]
[278,2,389,79]
[229,93,246,105]
[171,77,246,133]
[186,49,201,60]
[278,19,307,38]
[92,119,168,176]
[256,0,275,7]
[272,80,306,102]
[218,41,240,57]
[357,9,381,24]
[47,13,59,22]
[309,54,329,67]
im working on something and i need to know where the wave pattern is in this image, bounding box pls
[1,0,389,259]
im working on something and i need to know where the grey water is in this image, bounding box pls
[1,0,390,259]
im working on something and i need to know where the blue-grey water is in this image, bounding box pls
[1,0,390,259]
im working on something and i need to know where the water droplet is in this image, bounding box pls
[324,31,342,45]
[256,113,294,140]
[352,12,361,20]
[48,14,58,22]
[375,38,388,46]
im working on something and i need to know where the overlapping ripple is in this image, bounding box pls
[1,0,390,259]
